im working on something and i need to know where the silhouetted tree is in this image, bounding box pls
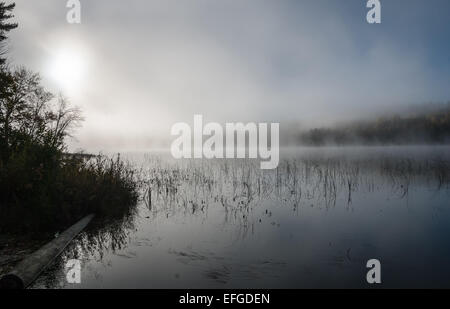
[0,2,138,234]
[0,68,83,162]
[0,1,17,65]
[0,2,17,123]
[47,94,83,149]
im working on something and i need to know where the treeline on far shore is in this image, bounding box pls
[298,102,450,146]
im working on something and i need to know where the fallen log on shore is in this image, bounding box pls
[0,214,95,289]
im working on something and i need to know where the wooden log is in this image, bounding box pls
[0,214,95,289]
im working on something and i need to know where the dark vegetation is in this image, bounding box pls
[299,103,450,146]
[0,2,139,234]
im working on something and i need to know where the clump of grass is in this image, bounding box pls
[0,151,140,234]
[56,154,140,219]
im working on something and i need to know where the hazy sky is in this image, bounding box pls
[7,0,450,151]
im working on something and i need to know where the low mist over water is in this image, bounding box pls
[30,146,450,288]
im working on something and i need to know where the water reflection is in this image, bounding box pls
[32,147,450,288]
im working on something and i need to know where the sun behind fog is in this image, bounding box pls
[48,47,87,93]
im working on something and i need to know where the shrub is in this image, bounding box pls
[0,151,140,233]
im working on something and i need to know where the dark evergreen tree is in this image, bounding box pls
[0,1,17,65]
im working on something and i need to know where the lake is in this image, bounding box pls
[31,146,450,288]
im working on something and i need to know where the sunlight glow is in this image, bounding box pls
[49,47,87,93]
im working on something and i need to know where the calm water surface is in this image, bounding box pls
[32,146,450,288]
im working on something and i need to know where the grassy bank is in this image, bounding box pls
[0,151,140,233]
